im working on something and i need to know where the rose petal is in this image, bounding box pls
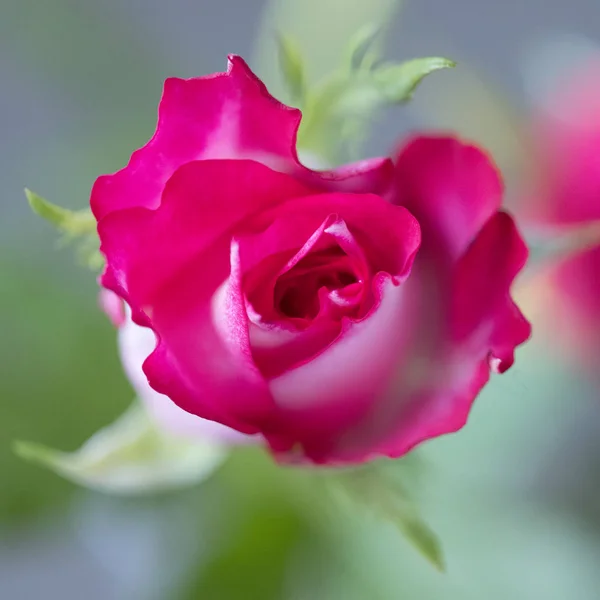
[246,192,422,279]
[452,211,532,372]
[139,237,272,434]
[234,192,421,381]
[98,161,313,432]
[118,309,254,443]
[394,136,503,259]
[91,56,302,219]
[266,274,408,461]
[91,55,394,220]
[331,213,531,462]
[99,160,314,306]
[262,168,530,464]
[241,215,367,378]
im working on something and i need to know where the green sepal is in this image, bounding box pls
[328,459,444,571]
[296,27,455,162]
[345,23,383,72]
[14,402,227,495]
[276,33,307,105]
[25,188,103,270]
[26,188,96,235]
[373,57,456,103]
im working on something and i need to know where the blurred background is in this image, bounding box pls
[3,0,600,598]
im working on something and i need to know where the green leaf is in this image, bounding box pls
[345,23,383,72]
[181,500,309,600]
[373,56,456,103]
[25,188,103,269]
[297,55,455,163]
[0,261,131,522]
[14,402,226,495]
[276,33,306,104]
[330,459,444,571]
[25,188,96,236]
[253,0,403,99]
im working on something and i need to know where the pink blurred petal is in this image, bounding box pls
[519,56,600,366]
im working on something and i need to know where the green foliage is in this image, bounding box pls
[253,0,403,99]
[25,189,103,270]
[372,57,456,103]
[330,459,444,571]
[25,189,96,235]
[345,23,383,72]
[15,402,226,495]
[182,501,308,600]
[0,262,129,522]
[295,28,455,162]
[178,449,318,600]
[276,33,307,105]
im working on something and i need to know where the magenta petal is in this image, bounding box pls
[91,56,303,219]
[118,308,256,443]
[394,136,503,259]
[91,55,394,220]
[365,360,492,461]
[306,156,395,198]
[452,211,532,371]
[266,274,408,462]
[97,161,314,432]
[247,192,421,279]
[241,215,365,378]
[261,170,530,464]
[99,160,314,305]
[140,238,273,433]
[359,214,532,460]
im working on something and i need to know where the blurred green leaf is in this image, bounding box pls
[25,189,103,270]
[373,57,456,103]
[0,262,129,522]
[182,502,306,600]
[178,449,317,600]
[253,0,402,99]
[276,33,306,105]
[15,402,226,495]
[25,189,96,235]
[298,55,454,162]
[346,23,383,72]
[331,460,444,571]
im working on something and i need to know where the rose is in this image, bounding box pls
[93,55,530,465]
[520,55,600,362]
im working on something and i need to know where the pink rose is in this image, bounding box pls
[521,56,600,362]
[92,56,530,465]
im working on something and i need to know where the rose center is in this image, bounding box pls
[273,247,361,321]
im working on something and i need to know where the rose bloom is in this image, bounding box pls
[520,56,600,363]
[92,56,530,465]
